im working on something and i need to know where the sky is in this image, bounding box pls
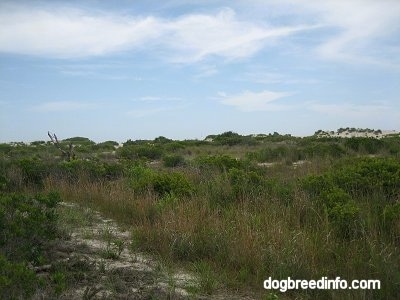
[0,0,399,142]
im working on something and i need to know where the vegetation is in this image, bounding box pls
[0,130,399,298]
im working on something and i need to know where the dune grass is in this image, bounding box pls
[42,155,400,299]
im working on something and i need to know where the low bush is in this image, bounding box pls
[162,154,185,167]
[129,165,193,197]
[0,192,61,297]
[195,155,243,171]
[0,192,60,264]
[18,158,49,187]
[0,254,37,299]
[320,188,360,237]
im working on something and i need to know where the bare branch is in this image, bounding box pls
[47,131,75,161]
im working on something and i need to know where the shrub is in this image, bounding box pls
[129,165,193,197]
[163,154,185,167]
[0,254,37,299]
[129,164,156,193]
[253,146,289,162]
[117,144,164,160]
[18,158,49,187]
[196,155,243,171]
[301,174,334,197]
[328,200,360,237]
[383,202,400,234]
[152,172,193,197]
[301,157,400,200]
[334,158,400,199]
[58,160,123,181]
[0,192,60,264]
[228,168,265,199]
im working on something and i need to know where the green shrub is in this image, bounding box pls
[59,160,123,181]
[228,168,265,199]
[18,158,49,187]
[163,154,185,167]
[333,158,400,198]
[253,146,290,162]
[129,165,193,197]
[0,192,60,264]
[303,143,345,158]
[302,157,400,200]
[117,144,163,160]
[301,174,334,196]
[328,200,360,238]
[152,172,193,197]
[383,202,400,234]
[0,254,37,299]
[196,155,243,171]
[0,175,8,191]
[129,164,156,193]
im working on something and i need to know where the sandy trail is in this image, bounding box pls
[40,202,255,300]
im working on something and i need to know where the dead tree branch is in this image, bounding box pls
[48,131,75,161]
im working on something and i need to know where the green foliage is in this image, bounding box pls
[152,172,193,197]
[117,144,163,160]
[0,254,37,299]
[51,271,67,296]
[18,158,49,187]
[59,160,124,181]
[228,168,266,199]
[93,140,119,151]
[334,158,400,198]
[302,157,400,200]
[0,192,62,297]
[154,136,172,144]
[156,193,180,212]
[383,202,400,231]
[301,158,400,238]
[164,141,186,152]
[63,136,95,145]
[252,146,291,162]
[303,143,345,158]
[162,154,185,167]
[0,192,60,264]
[191,261,218,294]
[0,174,8,192]
[209,131,242,146]
[0,144,12,155]
[129,165,193,197]
[196,155,243,171]
[344,137,384,154]
[320,188,360,237]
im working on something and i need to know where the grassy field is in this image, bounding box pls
[1,131,399,299]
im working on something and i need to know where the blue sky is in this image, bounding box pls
[0,0,399,142]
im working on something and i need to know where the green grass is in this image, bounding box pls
[2,134,400,298]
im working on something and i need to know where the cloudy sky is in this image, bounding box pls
[0,0,399,142]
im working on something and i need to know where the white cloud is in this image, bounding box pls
[310,1,400,64]
[34,101,93,112]
[0,5,162,58]
[307,102,392,118]
[219,90,293,111]
[255,0,400,66]
[0,4,314,62]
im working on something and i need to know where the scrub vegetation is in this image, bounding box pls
[1,130,399,299]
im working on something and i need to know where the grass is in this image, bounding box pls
[41,157,400,299]
[2,134,400,298]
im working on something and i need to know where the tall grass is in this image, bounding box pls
[42,156,400,299]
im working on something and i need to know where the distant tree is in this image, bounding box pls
[154,136,172,144]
